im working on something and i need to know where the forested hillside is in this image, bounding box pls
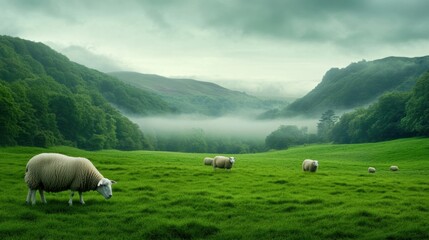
[0,36,173,150]
[330,71,429,143]
[110,71,270,116]
[265,56,429,118]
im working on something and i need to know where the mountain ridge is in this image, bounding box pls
[263,55,429,118]
[109,71,274,116]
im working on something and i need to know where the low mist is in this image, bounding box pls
[131,114,318,140]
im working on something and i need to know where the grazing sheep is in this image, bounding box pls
[213,156,235,171]
[203,157,214,166]
[368,167,376,173]
[25,153,116,206]
[390,166,399,171]
[302,159,319,172]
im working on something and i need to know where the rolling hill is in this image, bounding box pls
[263,56,429,118]
[0,35,175,150]
[109,71,272,116]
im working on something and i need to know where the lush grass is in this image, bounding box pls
[1,138,429,239]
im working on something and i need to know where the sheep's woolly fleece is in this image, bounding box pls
[302,159,318,172]
[213,156,235,170]
[25,153,115,205]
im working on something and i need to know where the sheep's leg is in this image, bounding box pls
[79,191,85,205]
[26,188,32,204]
[39,189,47,204]
[68,191,75,206]
[30,189,37,205]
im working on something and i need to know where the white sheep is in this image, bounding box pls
[213,156,235,171]
[203,157,214,166]
[302,159,318,172]
[25,153,116,206]
[390,166,399,171]
[368,167,376,173]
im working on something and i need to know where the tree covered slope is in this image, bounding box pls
[109,71,269,116]
[0,35,173,150]
[275,56,429,117]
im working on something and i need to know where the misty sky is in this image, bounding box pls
[2,0,429,98]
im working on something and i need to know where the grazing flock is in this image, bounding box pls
[24,152,399,205]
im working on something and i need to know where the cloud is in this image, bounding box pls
[3,0,429,46]
[52,45,124,72]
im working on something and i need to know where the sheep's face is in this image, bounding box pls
[229,157,235,164]
[97,178,116,199]
[313,161,319,167]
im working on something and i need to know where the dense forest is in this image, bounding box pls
[330,71,429,143]
[261,56,429,118]
[0,36,175,150]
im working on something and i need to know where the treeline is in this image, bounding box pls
[331,71,429,143]
[0,36,174,150]
[145,129,266,154]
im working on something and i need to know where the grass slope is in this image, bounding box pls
[1,138,428,239]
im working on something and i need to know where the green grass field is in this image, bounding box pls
[1,138,428,239]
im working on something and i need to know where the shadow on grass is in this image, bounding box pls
[145,221,220,240]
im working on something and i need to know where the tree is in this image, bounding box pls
[265,125,306,150]
[0,82,20,145]
[317,110,338,142]
[366,92,410,141]
[402,72,429,136]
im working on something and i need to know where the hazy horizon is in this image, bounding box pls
[131,114,319,140]
[2,0,429,98]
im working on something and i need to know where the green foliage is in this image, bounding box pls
[402,72,429,135]
[331,72,429,143]
[147,128,265,154]
[317,110,338,142]
[0,35,170,150]
[1,138,429,239]
[265,125,309,150]
[0,81,20,145]
[275,56,429,117]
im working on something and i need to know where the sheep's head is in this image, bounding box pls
[313,161,319,167]
[97,178,116,199]
[229,157,235,164]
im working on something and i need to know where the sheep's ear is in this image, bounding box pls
[97,180,104,187]
[111,180,117,184]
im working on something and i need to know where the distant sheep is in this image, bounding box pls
[203,157,214,166]
[213,156,235,171]
[368,167,376,173]
[390,166,399,171]
[302,159,318,172]
[25,153,116,206]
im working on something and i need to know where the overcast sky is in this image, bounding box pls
[2,0,429,98]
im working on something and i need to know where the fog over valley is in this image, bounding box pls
[131,114,318,139]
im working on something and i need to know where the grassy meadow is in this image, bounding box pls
[0,138,428,239]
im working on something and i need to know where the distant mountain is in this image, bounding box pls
[0,35,174,150]
[109,71,272,116]
[263,56,429,118]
